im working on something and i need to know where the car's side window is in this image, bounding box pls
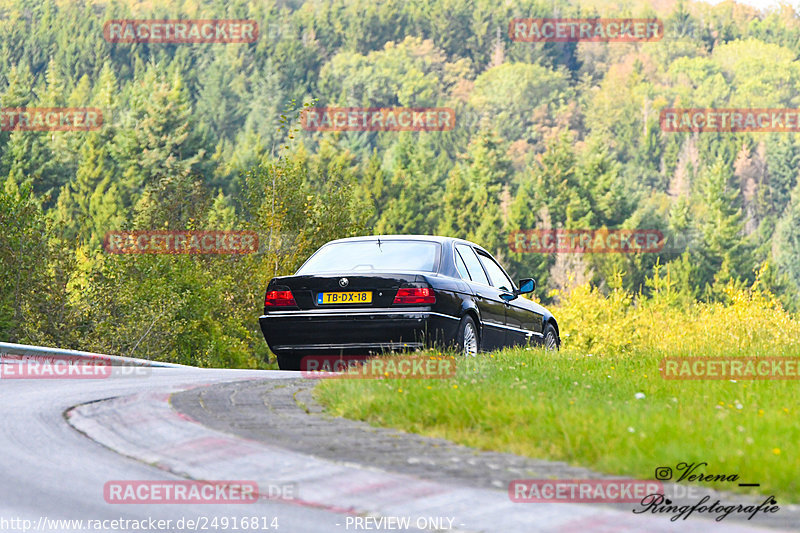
[454,249,470,280]
[477,251,514,292]
[455,244,490,286]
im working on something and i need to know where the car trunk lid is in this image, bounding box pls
[266,273,428,311]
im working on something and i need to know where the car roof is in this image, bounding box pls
[325,234,489,253]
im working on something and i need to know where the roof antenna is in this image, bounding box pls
[377,235,382,250]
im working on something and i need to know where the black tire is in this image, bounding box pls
[543,323,560,351]
[456,315,479,356]
[276,353,301,371]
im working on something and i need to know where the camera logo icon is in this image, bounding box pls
[655,467,673,480]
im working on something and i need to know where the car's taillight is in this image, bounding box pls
[393,286,436,305]
[265,289,297,307]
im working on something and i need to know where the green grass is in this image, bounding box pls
[313,279,800,502]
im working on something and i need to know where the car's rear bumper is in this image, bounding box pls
[259,308,460,355]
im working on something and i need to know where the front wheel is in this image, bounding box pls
[543,323,560,351]
[457,316,479,356]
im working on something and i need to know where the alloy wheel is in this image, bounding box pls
[545,330,558,351]
[463,322,478,356]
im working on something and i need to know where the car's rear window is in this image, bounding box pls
[296,240,440,274]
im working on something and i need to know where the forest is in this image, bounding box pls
[1,0,799,366]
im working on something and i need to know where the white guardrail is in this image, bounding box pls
[0,341,188,368]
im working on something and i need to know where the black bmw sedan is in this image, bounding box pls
[259,235,560,370]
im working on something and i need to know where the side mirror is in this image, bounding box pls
[501,278,536,302]
[500,292,516,302]
[517,278,536,294]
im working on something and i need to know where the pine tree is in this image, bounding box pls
[504,174,553,283]
[529,133,586,228]
[695,158,752,296]
[113,65,209,207]
[774,182,800,293]
[765,135,799,217]
[0,64,62,197]
[0,178,61,342]
[578,141,630,228]
[375,134,449,235]
[438,165,472,238]
[54,133,124,250]
[437,130,511,254]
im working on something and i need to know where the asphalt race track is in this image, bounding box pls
[0,368,339,532]
[0,367,794,533]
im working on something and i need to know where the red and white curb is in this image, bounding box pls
[66,386,785,533]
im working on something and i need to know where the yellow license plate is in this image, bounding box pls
[317,291,372,304]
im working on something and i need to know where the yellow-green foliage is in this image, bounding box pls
[553,268,800,358]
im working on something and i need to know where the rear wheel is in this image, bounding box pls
[543,323,560,351]
[457,316,479,356]
[276,354,301,371]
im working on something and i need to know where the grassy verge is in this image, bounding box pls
[314,278,800,502]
